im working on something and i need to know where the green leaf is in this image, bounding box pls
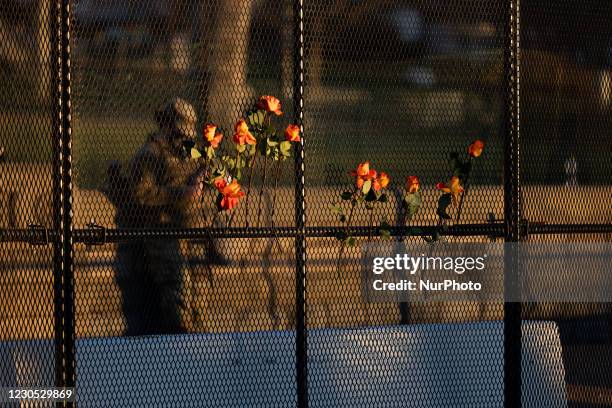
[236,144,246,154]
[210,167,225,180]
[248,110,265,127]
[379,221,392,241]
[459,161,472,182]
[364,188,377,202]
[222,155,235,170]
[267,138,278,147]
[449,151,464,176]
[256,110,265,125]
[341,191,353,201]
[258,140,268,156]
[436,209,452,220]
[247,112,256,127]
[378,193,388,203]
[265,124,276,136]
[362,179,372,195]
[279,141,292,157]
[449,151,473,181]
[436,193,452,220]
[330,204,344,214]
[339,214,347,223]
[205,146,215,159]
[190,148,202,159]
[346,236,356,247]
[403,191,422,221]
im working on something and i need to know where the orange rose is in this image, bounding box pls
[356,161,369,177]
[233,119,256,145]
[257,95,283,116]
[220,195,242,211]
[351,161,378,189]
[378,172,390,189]
[215,179,246,211]
[372,179,382,192]
[406,176,420,193]
[214,178,226,192]
[203,123,223,149]
[436,176,464,206]
[467,139,485,158]
[352,162,376,179]
[285,124,301,142]
[235,119,249,134]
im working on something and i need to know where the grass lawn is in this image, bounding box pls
[2,59,610,189]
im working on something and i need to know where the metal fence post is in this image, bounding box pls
[293,0,308,407]
[503,0,521,406]
[52,0,76,402]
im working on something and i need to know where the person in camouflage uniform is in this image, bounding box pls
[114,97,204,335]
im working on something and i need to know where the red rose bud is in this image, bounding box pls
[257,95,283,116]
[203,123,223,149]
[407,176,420,193]
[233,119,256,145]
[468,139,485,158]
[378,172,390,189]
[285,124,301,142]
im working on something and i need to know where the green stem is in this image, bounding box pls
[455,157,473,224]
[227,206,239,228]
[400,205,409,243]
[245,112,269,227]
[244,150,257,228]
[270,160,286,254]
[198,156,210,224]
[271,160,282,224]
[256,154,269,227]
[367,205,375,242]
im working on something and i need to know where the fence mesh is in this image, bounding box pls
[0,0,57,394]
[0,0,611,407]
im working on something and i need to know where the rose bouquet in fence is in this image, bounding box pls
[331,138,486,272]
[183,95,301,229]
[331,161,392,274]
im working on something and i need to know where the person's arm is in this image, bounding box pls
[130,150,186,207]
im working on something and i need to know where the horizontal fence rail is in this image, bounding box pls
[4,223,612,244]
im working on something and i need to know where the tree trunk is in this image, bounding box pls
[280,0,293,100]
[200,0,255,126]
[36,0,51,103]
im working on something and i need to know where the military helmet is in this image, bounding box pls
[155,97,197,139]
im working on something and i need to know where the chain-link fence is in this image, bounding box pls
[1,0,611,406]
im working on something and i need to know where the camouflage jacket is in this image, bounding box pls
[117,132,201,229]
